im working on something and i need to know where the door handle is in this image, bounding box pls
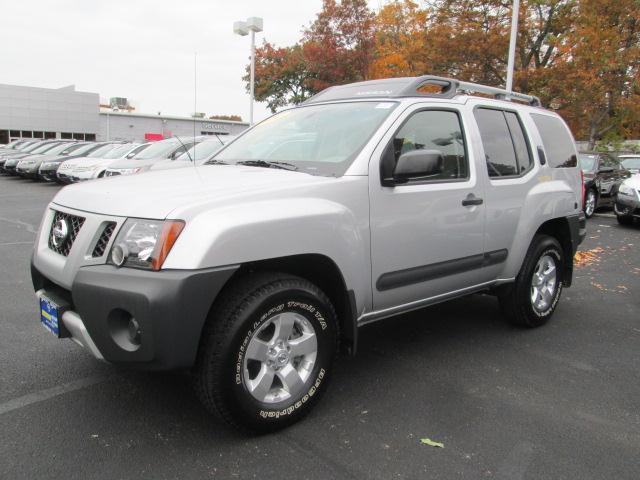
[462,194,483,206]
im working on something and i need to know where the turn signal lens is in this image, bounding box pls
[151,220,185,270]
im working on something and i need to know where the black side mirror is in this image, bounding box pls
[391,149,444,184]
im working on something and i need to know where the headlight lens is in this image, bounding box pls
[110,218,185,270]
[619,183,634,196]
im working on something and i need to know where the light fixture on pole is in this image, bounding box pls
[505,0,520,96]
[234,16,263,125]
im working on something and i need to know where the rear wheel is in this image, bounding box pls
[194,272,338,433]
[584,188,597,218]
[499,235,564,328]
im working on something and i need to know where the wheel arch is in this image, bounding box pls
[224,253,358,355]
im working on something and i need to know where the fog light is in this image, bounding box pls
[128,318,141,345]
[111,243,128,267]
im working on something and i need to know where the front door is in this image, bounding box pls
[369,106,488,312]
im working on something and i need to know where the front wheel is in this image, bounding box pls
[499,235,564,328]
[194,272,338,433]
[584,189,597,218]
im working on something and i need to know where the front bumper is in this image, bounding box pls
[31,261,238,370]
[38,166,61,181]
[615,194,640,218]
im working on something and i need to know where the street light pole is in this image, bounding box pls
[505,0,520,95]
[250,28,255,126]
[234,17,263,126]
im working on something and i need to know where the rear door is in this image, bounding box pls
[469,104,539,278]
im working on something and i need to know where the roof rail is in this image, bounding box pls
[303,75,542,107]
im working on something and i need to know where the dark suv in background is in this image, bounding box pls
[578,152,630,218]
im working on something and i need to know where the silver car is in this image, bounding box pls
[104,136,208,177]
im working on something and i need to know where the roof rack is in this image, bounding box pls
[303,75,542,107]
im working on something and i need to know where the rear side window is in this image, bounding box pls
[474,108,532,177]
[531,114,577,168]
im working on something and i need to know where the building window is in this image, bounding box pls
[10,130,20,137]
[85,133,96,141]
[72,133,84,140]
[22,131,33,138]
[0,130,9,145]
[33,131,44,139]
[61,132,73,139]
[44,132,57,139]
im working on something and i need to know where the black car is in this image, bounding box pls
[578,152,630,218]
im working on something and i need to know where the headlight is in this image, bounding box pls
[618,183,634,196]
[109,218,185,270]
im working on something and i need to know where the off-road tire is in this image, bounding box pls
[194,272,338,433]
[499,234,564,328]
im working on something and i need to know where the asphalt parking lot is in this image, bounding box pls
[1,174,639,480]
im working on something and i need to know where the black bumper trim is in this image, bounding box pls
[32,262,238,370]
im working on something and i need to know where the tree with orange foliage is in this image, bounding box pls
[544,0,639,147]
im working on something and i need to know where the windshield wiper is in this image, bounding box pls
[236,160,298,171]
[203,159,229,165]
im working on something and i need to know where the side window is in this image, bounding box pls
[504,111,533,173]
[530,113,577,168]
[381,110,468,183]
[474,108,519,177]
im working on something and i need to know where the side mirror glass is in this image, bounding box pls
[392,149,444,184]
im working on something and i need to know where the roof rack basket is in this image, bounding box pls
[398,75,542,107]
[302,75,542,107]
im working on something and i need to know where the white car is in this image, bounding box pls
[60,143,150,182]
[148,136,233,171]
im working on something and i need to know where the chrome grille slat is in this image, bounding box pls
[92,222,116,258]
[48,211,85,256]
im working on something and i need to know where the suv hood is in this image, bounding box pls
[52,165,335,219]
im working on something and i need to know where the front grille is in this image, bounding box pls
[48,211,85,256]
[92,222,116,257]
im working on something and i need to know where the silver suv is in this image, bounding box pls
[31,76,585,433]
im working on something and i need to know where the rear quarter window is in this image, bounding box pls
[531,113,577,168]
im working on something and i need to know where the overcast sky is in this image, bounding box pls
[1,0,383,123]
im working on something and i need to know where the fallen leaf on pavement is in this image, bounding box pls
[420,438,444,448]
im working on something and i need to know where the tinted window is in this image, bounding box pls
[474,108,518,177]
[531,114,577,168]
[381,110,468,182]
[579,154,597,172]
[504,112,532,173]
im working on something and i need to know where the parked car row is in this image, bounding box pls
[0,135,234,183]
[578,151,635,218]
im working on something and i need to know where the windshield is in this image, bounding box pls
[131,139,182,160]
[579,154,597,172]
[43,142,77,156]
[62,143,94,155]
[101,144,137,159]
[29,142,62,154]
[176,140,224,162]
[621,157,640,170]
[87,144,119,158]
[21,142,46,153]
[212,102,397,176]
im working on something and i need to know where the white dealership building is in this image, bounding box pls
[0,83,249,144]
